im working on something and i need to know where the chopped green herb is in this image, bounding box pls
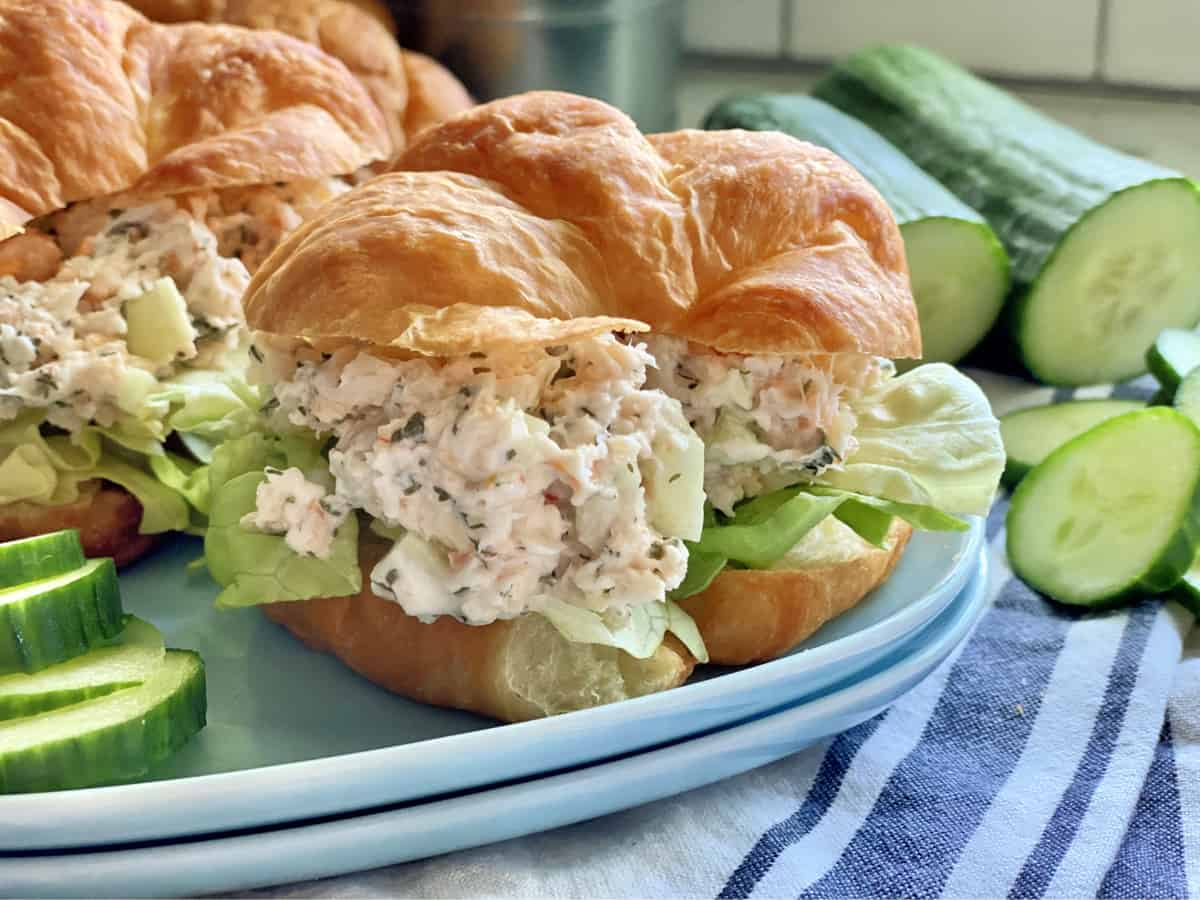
[398,412,425,441]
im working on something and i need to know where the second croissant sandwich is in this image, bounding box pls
[0,0,391,563]
[204,92,1004,722]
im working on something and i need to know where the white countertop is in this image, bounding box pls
[678,61,1200,176]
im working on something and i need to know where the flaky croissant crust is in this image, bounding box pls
[122,0,475,157]
[0,0,391,230]
[245,91,921,358]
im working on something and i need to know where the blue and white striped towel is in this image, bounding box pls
[247,372,1198,899]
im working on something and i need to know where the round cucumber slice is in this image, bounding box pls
[999,399,1144,487]
[0,559,123,675]
[1016,179,1200,386]
[1148,328,1200,396]
[0,531,85,592]
[1007,408,1200,606]
[0,649,205,793]
[1175,367,1200,428]
[899,217,1009,369]
[0,616,165,721]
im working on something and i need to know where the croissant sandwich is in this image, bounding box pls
[122,0,475,156]
[208,92,1003,722]
[0,0,391,563]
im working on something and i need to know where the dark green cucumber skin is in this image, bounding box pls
[0,651,206,793]
[0,531,85,592]
[705,94,991,228]
[813,45,1188,288]
[0,560,124,675]
[1007,409,1200,607]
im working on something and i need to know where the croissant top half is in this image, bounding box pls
[0,0,392,232]
[244,92,920,359]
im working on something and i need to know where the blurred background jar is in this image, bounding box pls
[389,0,685,132]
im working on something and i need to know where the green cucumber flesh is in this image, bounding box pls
[0,559,123,675]
[1148,328,1200,395]
[0,531,85,591]
[0,616,164,721]
[1176,368,1200,428]
[1015,180,1200,384]
[999,399,1144,487]
[815,45,1200,385]
[0,649,205,793]
[901,217,1009,368]
[703,94,1009,366]
[1006,408,1200,606]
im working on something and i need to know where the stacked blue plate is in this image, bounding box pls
[0,521,989,897]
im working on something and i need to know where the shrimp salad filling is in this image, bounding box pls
[643,335,895,514]
[247,334,703,626]
[0,178,350,434]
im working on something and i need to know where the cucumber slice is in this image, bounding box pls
[644,418,705,542]
[1175,368,1200,428]
[1015,181,1200,385]
[0,559,123,675]
[815,46,1200,385]
[901,217,1009,369]
[0,531,85,591]
[1007,408,1200,606]
[703,94,1010,367]
[1147,328,1200,396]
[0,649,205,793]
[123,277,197,367]
[0,616,164,721]
[999,399,1144,487]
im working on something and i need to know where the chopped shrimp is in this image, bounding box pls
[0,231,61,282]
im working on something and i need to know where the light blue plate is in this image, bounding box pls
[0,550,989,899]
[0,520,983,850]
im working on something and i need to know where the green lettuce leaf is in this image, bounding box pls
[539,598,668,659]
[668,549,727,602]
[806,486,969,548]
[691,491,846,568]
[88,458,190,534]
[817,363,1004,516]
[672,482,969,599]
[666,601,709,663]
[0,412,187,533]
[152,371,265,444]
[539,597,709,662]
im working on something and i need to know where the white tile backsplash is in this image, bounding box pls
[786,0,1100,78]
[1103,0,1200,90]
[684,0,784,57]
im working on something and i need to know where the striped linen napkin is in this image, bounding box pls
[249,372,1198,899]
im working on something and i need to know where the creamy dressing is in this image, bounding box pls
[253,334,694,625]
[643,335,894,513]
